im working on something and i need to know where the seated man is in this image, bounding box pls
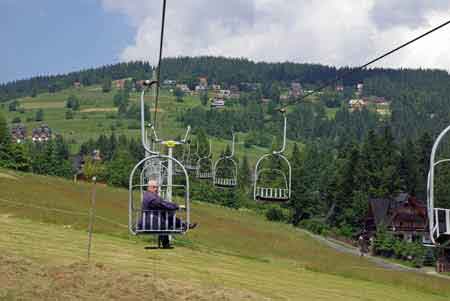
[140,180,197,231]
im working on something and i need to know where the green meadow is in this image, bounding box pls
[0,169,449,300]
[1,85,269,163]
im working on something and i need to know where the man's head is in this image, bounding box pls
[147,180,159,193]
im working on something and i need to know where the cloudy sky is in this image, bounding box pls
[2,0,450,83]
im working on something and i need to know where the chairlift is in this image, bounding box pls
[129,81,191,242]
[427,124,450,248]
[253,111,291,202]
[213,133,238,188]
[196,140,213,179]
[183,140,199,173]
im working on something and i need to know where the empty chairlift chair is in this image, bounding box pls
[196,140,213,180]
[213,133,238,188]
[254,111,291,202]
[427,124,450,247]
[183,141,199,173]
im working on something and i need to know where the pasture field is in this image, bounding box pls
[0,85,270,163]
[1,169,450,300]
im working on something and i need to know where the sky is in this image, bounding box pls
[2,0,450,84]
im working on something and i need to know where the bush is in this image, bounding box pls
[265,206,288,222]
[335,224,353,238]
[372,229,427,267]
[299,219,330,235]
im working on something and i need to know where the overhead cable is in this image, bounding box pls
[280,19,450,110]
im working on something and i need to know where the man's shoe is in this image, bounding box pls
[188,223,198,229]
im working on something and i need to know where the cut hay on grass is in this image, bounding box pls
[80,107,117,113]
[21,102,66,109]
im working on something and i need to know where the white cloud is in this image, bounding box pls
[101,0,450,70]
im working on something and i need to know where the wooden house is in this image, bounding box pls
[31,124,52,143]
[211,98,225,109]
[10,124,26,143]
[364,193,427,242]
[349,99,366,111]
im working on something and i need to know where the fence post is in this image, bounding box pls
[87,176,97,263]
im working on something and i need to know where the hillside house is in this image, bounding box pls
[199,77,208,88]
[217,89,231,99]
[289,82,303,98]
[211,98,225,109]
[240,82,260,91]
[73,149,102,182]
[10,124,26,143]
[163,79,176,86]
[73,81,81,88]
[349,99,366,111]
[363,193,427,242]
[195,85,207,93]
[31,124,52,143]
[356,82,364,96]
[230,85,240,99]
[176,84,191,93]
[280,94,289,101]
[362,96,389,105]
[211,84,221,91]
[114,79,126,90]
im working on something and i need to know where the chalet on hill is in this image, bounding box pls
[114,79,126,89]
[163,79,176,86]
[32,124,52,143]
[356,82,364,95]
[216,89,231,99]
[211,84,221,91]
[211,98,225,109]
[349,99,366,111]
[176,84,191,93]
[363,193,427,242]
[289,82,303,98]
[198,77,208,88]
[229,85,240,99]
[336,84,344,92]
[11,124,26,143]
[73,149,102,182]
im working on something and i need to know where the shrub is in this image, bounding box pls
[265,206,288,222]
[299,219,330,235]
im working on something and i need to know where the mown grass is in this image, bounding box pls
[1,168,450,300]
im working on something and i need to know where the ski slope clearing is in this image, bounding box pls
[1,169,450,300]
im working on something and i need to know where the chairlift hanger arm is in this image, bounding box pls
[181,126,191,144]
[225,132,236,159]
[140,81,159,155]
[273,111,287,155]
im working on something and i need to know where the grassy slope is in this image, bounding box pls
[1,169,450,300]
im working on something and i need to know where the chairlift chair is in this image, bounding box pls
[129,154,190,236]
[184,141,200,173]
[213,133,238,188]
[427,124,450,248]
[253,111,292,202]
[128,81,191,241]
[196,140,213,179]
